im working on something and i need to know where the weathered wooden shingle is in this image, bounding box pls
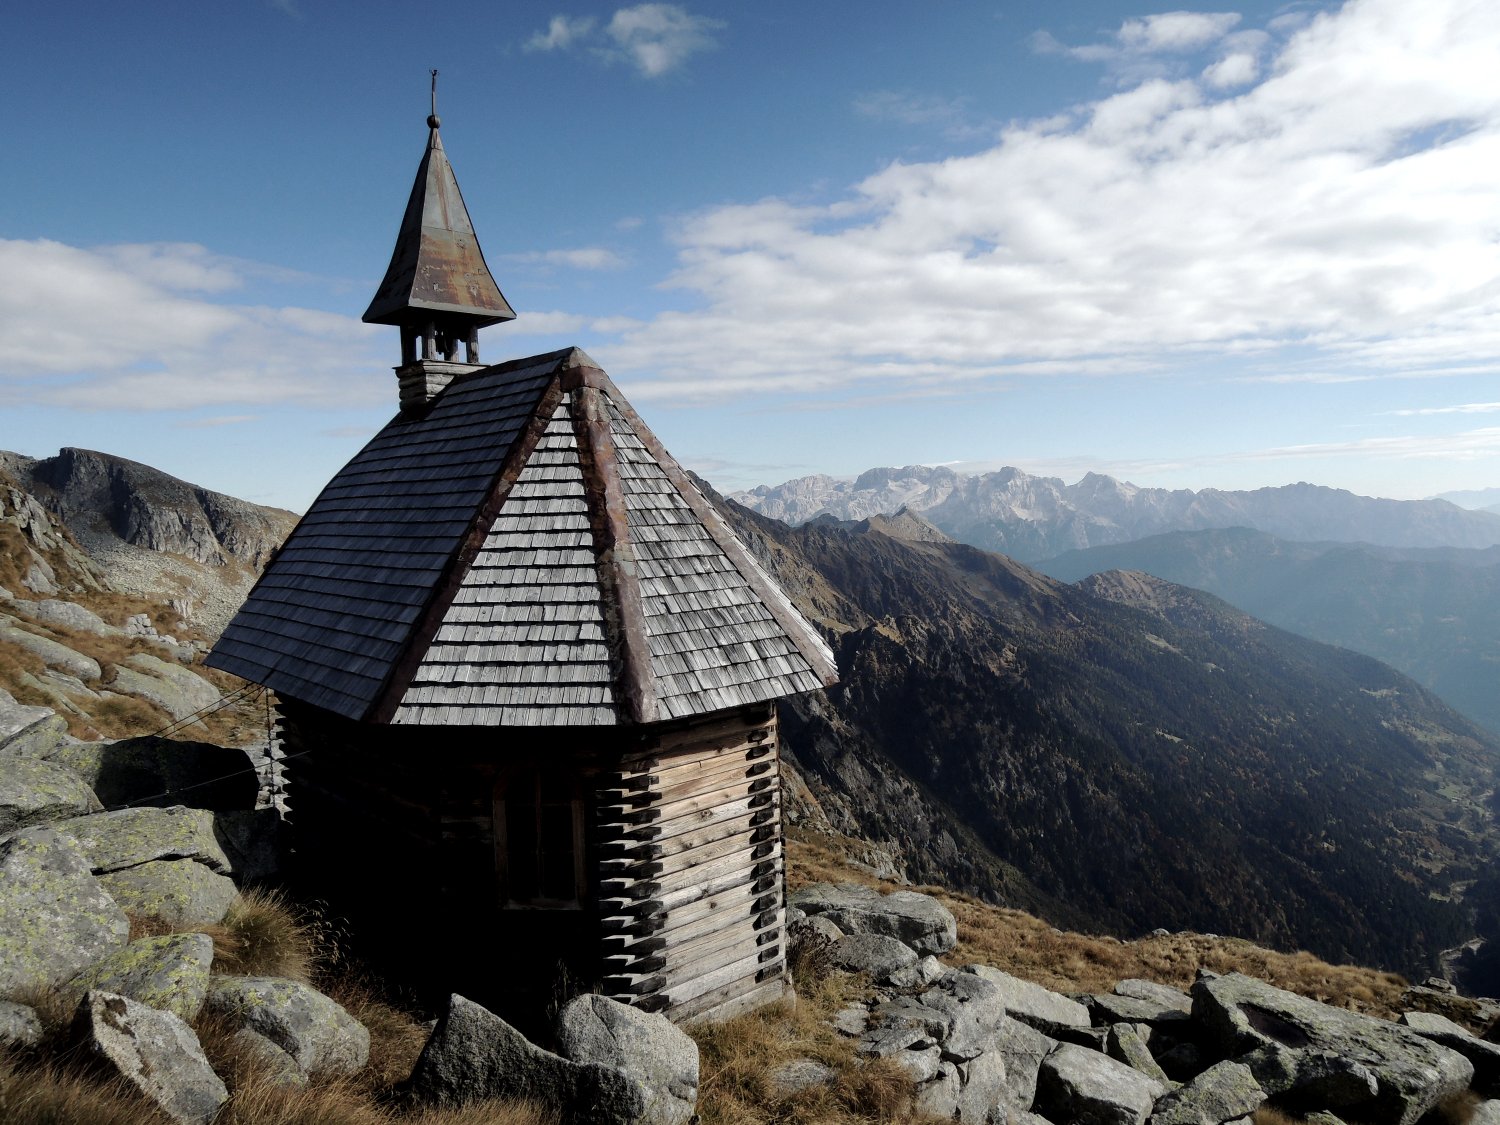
[394,396,618,726]
[209,347,836,725]
[207,352,566,718]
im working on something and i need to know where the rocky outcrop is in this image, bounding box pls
[789,882,957,955]
[0,754,100,833]
[1035,1042,1165,1125]
[53,804,232,874]
[25,447,295,570]
[787,883,1500,1125]
[64,932,214,1021]
[407,994,647,1123]
[1195,973,1473,1123]
[556,994,700,1125]
[203,976,369,1076]
[0,827,129,997]
[73,990,228,1125]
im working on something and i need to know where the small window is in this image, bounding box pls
[495,766,585,908]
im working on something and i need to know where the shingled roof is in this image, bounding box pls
[207,347,837,726]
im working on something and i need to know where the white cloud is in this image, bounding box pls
[853,91,995,141]
[1202,51,1258,87]
[604,4,722,76]
[506,247,627,270]
[1038,10,1241,62]
[0,239,388,410]
[1387,401,1500,416]
[523,5,721,77]
[598,0,1500,406]
[525,15,595,52]
[1117,11,1242,52]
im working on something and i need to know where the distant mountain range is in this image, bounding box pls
[1436,486,1500,512]
[1036,529,1500,737]
[715,498,1500,978]
[6,446,1498,980]
[731,466,1500,562]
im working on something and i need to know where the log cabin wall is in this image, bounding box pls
[598,702,790,1023]
[278,698,790,1024]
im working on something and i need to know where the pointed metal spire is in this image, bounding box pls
[363,73,516,334]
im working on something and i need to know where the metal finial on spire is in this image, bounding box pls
[427,69,440,130]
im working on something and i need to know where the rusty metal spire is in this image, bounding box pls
[362,75,516,345]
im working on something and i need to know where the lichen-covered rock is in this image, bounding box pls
[789,882,957,955]
[1151,1060,1263,1125]
[0,827,128,998]
[106,654,219,721]
[1400,1010,1500,1096]
[53,805,232,874]
[556,993,700,1125]
[919,970,1007,1062]
[1114,978,1192,1014]
[0,692,58,752]
[1195,973,1472,1125]
[960,964,1092,1035]
[231,1027,308,1088]
[204,975,369,1075]
[0,755,101,834]
[74,990,228,1125]
[1106,1022,1168,1084]
[0,999,42,1048]
[954,1047,1010,1123]
[827,932,919,980]
[996,1015,1057,1116]
[888,954,947,991]
[47,735,258,811]
[0,624,101,681]
[409,994,645,1124]
[98,857,238,927]
[1035,1043,1166,1125]
[65,932,214,1021]
[19,599,116,636]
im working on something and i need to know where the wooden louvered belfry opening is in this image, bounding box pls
[597,706,788,1021]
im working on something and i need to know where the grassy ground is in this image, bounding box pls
[789,828,1413,1018]
[0,832,1463,1125]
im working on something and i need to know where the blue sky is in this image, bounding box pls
[3,0,1498,512]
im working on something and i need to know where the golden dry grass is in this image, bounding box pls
[0,1056,173,1125]
[212,889,321,983]
[787,829,1410,1019]
[688,955,948,1125]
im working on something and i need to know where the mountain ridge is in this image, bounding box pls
[1036,527,1500,736]
[732,464,1500,561]
[711,489,1500,978]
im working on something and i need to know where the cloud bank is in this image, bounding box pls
[607,0,1500,403]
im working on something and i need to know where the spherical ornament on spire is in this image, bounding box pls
[428,114,441,129]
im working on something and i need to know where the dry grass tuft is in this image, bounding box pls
[689,968,946,1125]
[1430,1090,1481,1125]
[212,889,320,983]
[213,1078,557,1125]
[1251,1111,1304,1125]
[0,1055,172,1125]
[317,975,431,1097]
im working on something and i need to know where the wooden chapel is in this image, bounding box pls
[206,100,838,1023]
